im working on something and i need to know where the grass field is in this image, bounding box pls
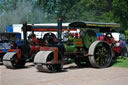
[112,56,128,68]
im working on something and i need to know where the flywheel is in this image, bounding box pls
[88,41,112,68]
[83,30,97,48]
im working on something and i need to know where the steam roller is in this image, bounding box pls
[34,51,63,72]
[3,52,25,68]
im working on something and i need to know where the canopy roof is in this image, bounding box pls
[22,21,120,32]
[69,21,120,28]
[23,25,76,31]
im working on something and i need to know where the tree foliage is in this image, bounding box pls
[112,0,128,30]
[0,0,128,31]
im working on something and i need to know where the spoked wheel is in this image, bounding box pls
[34,51,63,72]
[89,41,112,68]
[3,52,25,69]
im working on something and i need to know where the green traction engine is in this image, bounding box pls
[34,19,120,72]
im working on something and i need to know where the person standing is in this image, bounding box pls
[119,33,127,59]
[125,30,128,57]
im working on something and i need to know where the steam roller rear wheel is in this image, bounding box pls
[3,52,25,69]
[88,41,112,68]
[34,51,63,72]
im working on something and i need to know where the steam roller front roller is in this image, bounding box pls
[34,51,63,72]
[3,52,25,69]
[88,41,112,68]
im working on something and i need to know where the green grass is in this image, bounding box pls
[112,56,128,68]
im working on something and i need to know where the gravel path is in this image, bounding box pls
[0,63,128,85]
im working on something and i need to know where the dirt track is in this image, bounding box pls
[0,63,128,85]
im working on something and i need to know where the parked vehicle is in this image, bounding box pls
[0,32,22,62]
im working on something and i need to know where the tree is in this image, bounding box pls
[0,0,128,31]
[55,0,80,22]
[113,0,128,30]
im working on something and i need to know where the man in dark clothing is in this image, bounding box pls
[119,39,127,59]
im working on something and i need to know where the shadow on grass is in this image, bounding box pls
[111,57,128,67]
[111,60,123,66]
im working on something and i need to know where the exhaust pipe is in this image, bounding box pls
[57,18,62,43]
[22,22,27,44]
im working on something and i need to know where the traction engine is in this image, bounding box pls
[33,19,120,72]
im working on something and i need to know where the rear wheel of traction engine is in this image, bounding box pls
[3,52,25,68]
[88,41,112,68]
[34,51,63,72]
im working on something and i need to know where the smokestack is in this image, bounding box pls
[22,22,27,43]
[57,18,62,43]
